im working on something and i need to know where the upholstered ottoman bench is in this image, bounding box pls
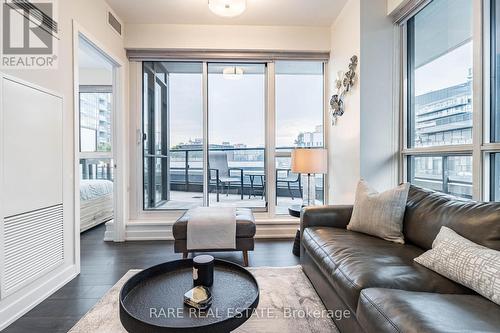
[173,208,256,266]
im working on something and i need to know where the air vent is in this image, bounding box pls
[108,11,122,36]
[2,204,64,297]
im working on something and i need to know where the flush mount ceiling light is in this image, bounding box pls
[222,66,244,80]
[208,0,246,18]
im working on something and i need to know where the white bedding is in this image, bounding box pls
[80,180,113,201]
[80,180,114,232]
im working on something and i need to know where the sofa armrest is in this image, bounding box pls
[300,205,353,233]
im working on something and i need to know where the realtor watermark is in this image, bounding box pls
[1,0,58,69]
[149,307,351,322]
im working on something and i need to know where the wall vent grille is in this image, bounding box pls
[3,204,64,297]
[108,11,122,36]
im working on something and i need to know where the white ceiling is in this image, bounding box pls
[105,0,348,27]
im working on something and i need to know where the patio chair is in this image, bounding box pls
[209,151,244,202]
[276,168,302,200]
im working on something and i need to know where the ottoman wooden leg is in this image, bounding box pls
[182,252,188,259]
[243,251,249,267]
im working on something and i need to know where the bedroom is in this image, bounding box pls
[77,36,115,234]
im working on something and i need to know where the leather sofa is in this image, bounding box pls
[300,185,500,333]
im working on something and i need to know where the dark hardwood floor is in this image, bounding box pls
[3,224,299,333]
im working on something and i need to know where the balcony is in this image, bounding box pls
[145,147,324,214]
[409,155,473,199]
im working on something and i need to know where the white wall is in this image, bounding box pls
[0,0,128,329]
[360,0,398,191]
[125,24,331,51]
[329,0,397,204]
[387,0,409,15]
[328,0,361,204]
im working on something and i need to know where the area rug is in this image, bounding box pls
[68,266,339,333]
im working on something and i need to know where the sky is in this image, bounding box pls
[415,41,472,96]
[167,71,324,148]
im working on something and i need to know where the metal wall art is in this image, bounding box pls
[330,55,358,125]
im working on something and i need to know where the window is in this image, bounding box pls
[275,61,325,213]
[79,86,114,182]
[79,86,112,153]
[407,0,473,148]
[404,0,473,198]
[491,153,500,201]
[489,0,500,201]
[208,63,266,209]
[408,155,472,198]
[492,0,500,142]
[141,60,326,213]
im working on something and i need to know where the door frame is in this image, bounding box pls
[72,21,126,273]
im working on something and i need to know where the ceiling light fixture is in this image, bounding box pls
[208,0,246,18]
[222,66,244,80]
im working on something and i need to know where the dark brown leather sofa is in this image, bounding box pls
[300,185,500,333]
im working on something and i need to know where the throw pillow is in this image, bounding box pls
[415,226,500,306]
[347,180,410,244]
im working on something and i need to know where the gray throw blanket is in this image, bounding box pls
[186,207,237,250]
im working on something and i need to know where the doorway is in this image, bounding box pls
[77,36,115,237]
[74,26,124,264]
[141,62,267,211]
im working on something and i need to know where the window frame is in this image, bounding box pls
[399,0,492,201]
[136,59,328,217]
[484,0,500,201]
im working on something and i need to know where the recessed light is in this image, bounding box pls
[208,0,246,18]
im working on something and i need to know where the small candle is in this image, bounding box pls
[193,255,214,287]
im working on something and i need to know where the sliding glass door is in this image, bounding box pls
[143,62,204,209]
[208,63,266,208]
[143,62,168,208]
[142,60,325,212]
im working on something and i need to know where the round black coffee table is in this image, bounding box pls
[119,259,259,333]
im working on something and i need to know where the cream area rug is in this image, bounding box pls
[69,266,339,333]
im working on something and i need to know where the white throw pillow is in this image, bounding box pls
[347,180,410,244]
[414,226,500,306]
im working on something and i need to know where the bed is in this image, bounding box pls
[80,179,113,232]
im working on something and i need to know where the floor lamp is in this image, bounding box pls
[291,148,327,206]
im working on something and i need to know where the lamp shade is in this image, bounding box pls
[291,148,327,174]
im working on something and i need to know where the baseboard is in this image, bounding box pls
[0,264,78,331]
[255,224,298,238]
[105,220,299,241]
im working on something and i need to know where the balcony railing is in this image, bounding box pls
[167,147,323,199]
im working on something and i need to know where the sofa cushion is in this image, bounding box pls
[404,185,500,250]
[357,288,500,333]
[302,227,472,312]
[347,180,409,244]
[415,226,500,305]
[173,208,256,240]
